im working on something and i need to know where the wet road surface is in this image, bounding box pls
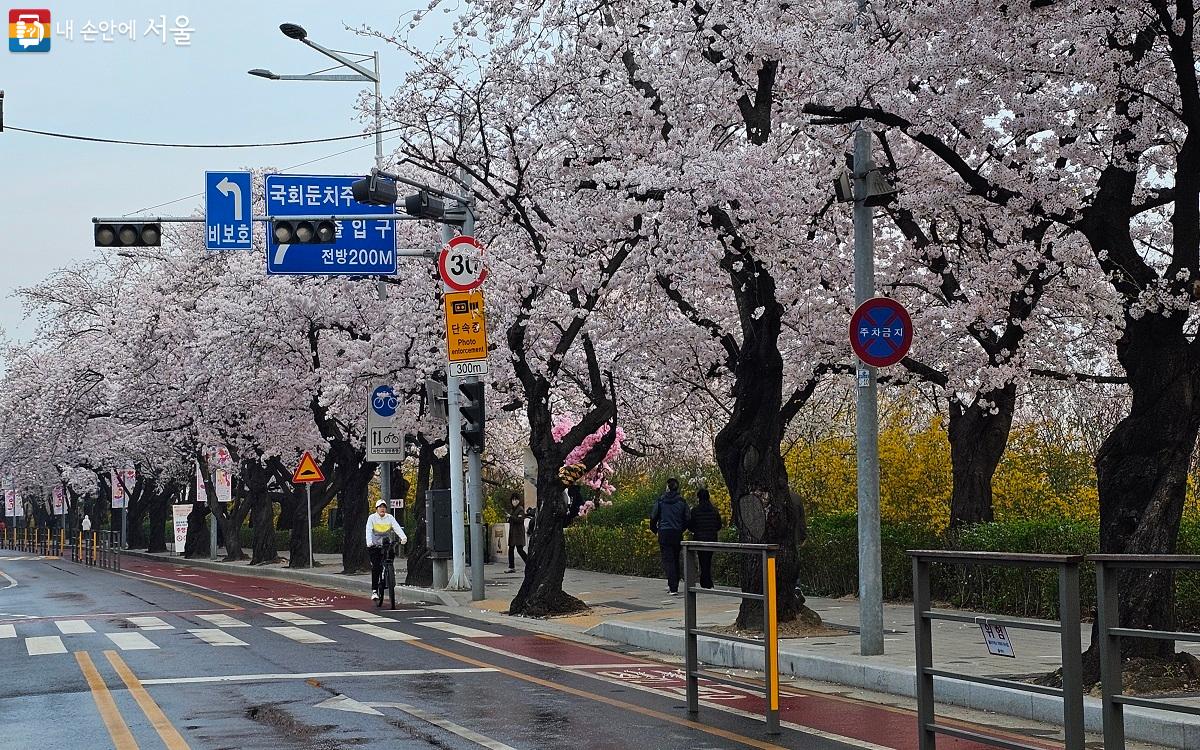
[0,551,1045,749]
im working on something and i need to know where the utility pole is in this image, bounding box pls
[853,0,883,658]
[461,181,486,602]
[443,217,470,591]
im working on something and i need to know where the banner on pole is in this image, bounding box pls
[52,485,65,515]
[172,504,190,554]
[111,468,135,509]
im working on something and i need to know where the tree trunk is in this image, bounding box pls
[183,503,210,558]
[1082,314,1200,682]
[508,459,585,617]
[405,440,437,587]
[249,495,277,565]
[947,383,1017,528]
[288,493,314,568]
[339,462,374,574]
[145,479,170,554]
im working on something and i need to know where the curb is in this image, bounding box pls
[587,620,1200,750]
[120,549,460,607]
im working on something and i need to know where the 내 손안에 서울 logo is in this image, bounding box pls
[9,9,50,52]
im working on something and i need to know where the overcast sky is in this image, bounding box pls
[0,1,450,341]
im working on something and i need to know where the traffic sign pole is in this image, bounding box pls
[443,221,469,591]
[461,184,487,603]
[853,124,883,657]
[306,483,313,569]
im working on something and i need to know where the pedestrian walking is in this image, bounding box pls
[687,487,724,589]
[81,514,92,532]
[505,492,528,572]
[650,478,689,595]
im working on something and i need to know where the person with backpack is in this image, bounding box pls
[650,478,689,595]
[687,487,724,589]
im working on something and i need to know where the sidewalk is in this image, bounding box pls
[131,547,1199,748]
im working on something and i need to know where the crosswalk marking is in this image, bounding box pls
[126,616,173,631]
[188,629,248,647]
[106,632,159,651]
[417,621,503,638]
[195,614,250,628]
[265,626,334,645]
[265,611,324,626]
[26,635,66,655]
[56,620,95,635]
[331,609,392,623]
[339,623,417,641]
[0,624,15,638]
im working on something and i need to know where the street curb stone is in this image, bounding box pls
[587,620,1200,750]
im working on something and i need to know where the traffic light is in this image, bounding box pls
[404,191,446,221]
[272,220,336,244]
[459,381,485,452]
[351,174,398,206]
[94,222,161,248]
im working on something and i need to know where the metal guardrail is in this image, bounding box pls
[1094,554,1200,749]
[682,541,780,735]
[0,527,120,570]
[910,550,1085,750]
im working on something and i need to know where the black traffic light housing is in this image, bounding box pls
[459,381,485,452]
[351,174,399,206]
[404,191,446,221]
[95,223,161,247]
[272,220,336,244]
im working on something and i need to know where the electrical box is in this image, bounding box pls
[426,489,452,559]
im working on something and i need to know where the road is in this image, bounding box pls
[0,550,1037,750]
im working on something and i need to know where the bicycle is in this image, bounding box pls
[375,536,397,609]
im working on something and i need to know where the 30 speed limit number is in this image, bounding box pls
[438,235,488,291]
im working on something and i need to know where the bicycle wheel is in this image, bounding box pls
[386,562,396,609]
[375,563,385,607]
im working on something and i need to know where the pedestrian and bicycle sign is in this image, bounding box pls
[849,297,912,368]
[367,383,405,463]
[265,174,397,276]
[292,452,325,484]
[437,235,487,291]
[205,171,253,251]
[444,290,489,377]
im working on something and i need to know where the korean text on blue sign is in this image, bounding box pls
[264,174,397,276]
[205,171,253,251]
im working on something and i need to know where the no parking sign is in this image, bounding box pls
[850,298,913,368]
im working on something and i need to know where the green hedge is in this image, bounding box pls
[566,513,1200,626]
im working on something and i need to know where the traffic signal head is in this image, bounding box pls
[351,174,398,206]
[459,381,485,452]
[404,191,446,221]
[272,220,336,244]
[94,222,161,248]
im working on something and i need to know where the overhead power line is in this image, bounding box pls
[4,124,403,148]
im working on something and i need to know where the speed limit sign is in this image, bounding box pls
[438,235,488,292]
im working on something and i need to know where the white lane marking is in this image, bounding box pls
[126,616,173,630]
[371,701,519,750]
[142,667,494,686]
[339,623,417,641]
[55,620,95,634]
[0,624,15,638]
[316,694,380,715]
[0,570,17,589]
[454,639,893,750]
[195,614,250,628]
[265,626,334,645]
[265,611,324,626]
[106,632,159,651]
[331,609,392,623]
[26,635,67,655]
[416,621,503,638]
[188,628,248,646]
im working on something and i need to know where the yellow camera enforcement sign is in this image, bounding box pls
[443,290,489,376]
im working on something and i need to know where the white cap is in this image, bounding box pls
[375,500,387,508]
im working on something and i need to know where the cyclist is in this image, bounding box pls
[366,499,407,602]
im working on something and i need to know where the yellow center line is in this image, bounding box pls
[408,639,788,750]
[105,650,192,750]
[76,651,139,750]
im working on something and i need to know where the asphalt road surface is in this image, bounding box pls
[0,551,1026,750]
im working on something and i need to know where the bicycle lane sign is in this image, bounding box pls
[367,383,404,462]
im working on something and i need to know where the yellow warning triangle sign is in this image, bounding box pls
[292,452,325,484]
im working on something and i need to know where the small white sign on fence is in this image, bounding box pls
[172,504,190,555]
[980,622,1016,658]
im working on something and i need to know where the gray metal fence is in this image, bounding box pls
[910,550,1085,750]
[682,541,780,735]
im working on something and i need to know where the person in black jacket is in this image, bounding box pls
[650,478,689,595]
[687,487,724,589]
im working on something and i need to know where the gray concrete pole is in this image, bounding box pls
[853,124,883,656]
[468,442,485,600]
[443,218,469,590]
[373,52,384,171]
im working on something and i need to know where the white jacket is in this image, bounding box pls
[365,512,407,547]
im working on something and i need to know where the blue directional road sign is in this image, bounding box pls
[205,171,253,251]
[264,174,397,275]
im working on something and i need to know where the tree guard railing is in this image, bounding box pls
[909,550,1085,750]
[682,541,780,735]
